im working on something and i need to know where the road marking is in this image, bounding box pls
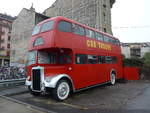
[59,102,89,110]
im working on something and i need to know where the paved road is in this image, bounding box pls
[124,87,150,110]
[0,82,150,113]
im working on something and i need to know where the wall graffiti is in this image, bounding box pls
[0,66,26,80]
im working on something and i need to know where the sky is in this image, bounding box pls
[0,0,150,43]
[112,0,150,42]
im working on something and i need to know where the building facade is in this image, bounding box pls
[0,13,15,66]
[121,43,150,58]
[44,0,115,34]
[10,8,48,66]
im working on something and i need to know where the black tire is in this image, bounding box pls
[28,86,41,96]
[52,80,71,101]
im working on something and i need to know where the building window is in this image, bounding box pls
[8,36,11,41]
[7,44,10,49]
[103,28,107,33]
[0,59,2,66]
[103,12,106,22]
[103,4,107,8]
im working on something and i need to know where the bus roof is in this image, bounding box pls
[36,16,119,41]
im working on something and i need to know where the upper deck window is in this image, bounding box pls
[115,39,120,46]
[32,25,40,35]
[33,37,44,46]
[72,24,85,36]
[58,21,72,32]
[85,29,95,39]
[103,35,110,43]
[95,32,104,41]
[41,21,54,33]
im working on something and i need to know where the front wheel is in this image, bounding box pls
[52,80,70,101]
[110,73,116,85]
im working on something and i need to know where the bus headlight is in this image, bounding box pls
[27,76,31,81]
[45,77,52,83]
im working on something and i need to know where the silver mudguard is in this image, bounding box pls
[44,74,74,90]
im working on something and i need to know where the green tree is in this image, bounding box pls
[143,52,150,67]
[142,52,150,79]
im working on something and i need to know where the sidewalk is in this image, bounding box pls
[0,85,28,96]
[0,97,45,113]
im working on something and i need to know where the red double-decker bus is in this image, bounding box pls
[25,16,123,101]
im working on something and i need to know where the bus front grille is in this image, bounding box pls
[32,69,41,91]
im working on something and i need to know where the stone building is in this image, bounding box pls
[10,8,48,66]
[0,13,15,66]
[44,0,115,34]
[121,43,150,58]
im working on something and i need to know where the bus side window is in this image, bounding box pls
[87,55,97,64]
[85,29,95,39]
[75,54,87,64]
[41,21,54,33]
[98,56,105,64]
[112,56,117,64]
[103,35,109,43]
[105,56,113,64]
[72,24,85,36]
[95,32,104,41]
[58,21,72,32]
[59,54,72,64]
[116,39,120,46]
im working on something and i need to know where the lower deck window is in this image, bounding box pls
[38,51,56,64]
[87,55,97,64]
[59,55,72,64]
[76,54,87,64]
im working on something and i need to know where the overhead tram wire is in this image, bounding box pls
[113,25,150,29]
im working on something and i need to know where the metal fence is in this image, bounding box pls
[0,66,26,81]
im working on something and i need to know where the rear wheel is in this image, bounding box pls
[110,73,116,85]
[52,80,70,101]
